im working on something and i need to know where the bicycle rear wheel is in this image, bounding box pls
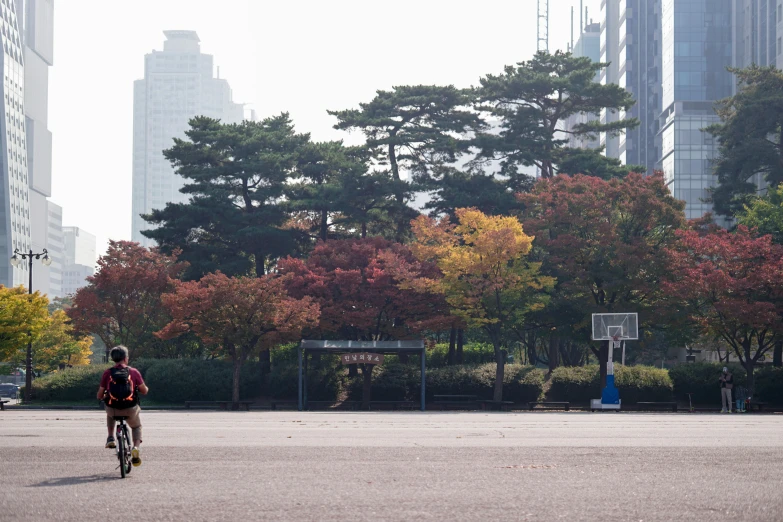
[117,426,127,478]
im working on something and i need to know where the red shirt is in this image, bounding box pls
[100,364,145,389]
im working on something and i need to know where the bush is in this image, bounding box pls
[668,362,746,405]
[267,363,341,401]
[547,365,673,404]
[30,359,263,403]
[426,363,544,403]
[30,365,109,402]
[754,367,783,405]
[426,343,497,368]
[548,366,599,403]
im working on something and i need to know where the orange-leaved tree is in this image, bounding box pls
[157,272,320,405]
[409,208,554,401]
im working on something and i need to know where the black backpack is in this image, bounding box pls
[106,366,138,409]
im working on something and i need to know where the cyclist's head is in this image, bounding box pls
[110,345,129,364]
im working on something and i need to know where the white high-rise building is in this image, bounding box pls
[131,31,244,246]
[61,225,95,296]
[17,0,54,294]
[0,0,33,288]
[46,200,62,296]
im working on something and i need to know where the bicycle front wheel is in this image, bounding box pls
[122,425,132,475]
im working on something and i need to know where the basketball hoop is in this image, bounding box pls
[612,335,622,350]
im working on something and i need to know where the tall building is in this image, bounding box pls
[61,225,95,296]
[46,199,61,296]
[565,21,602,150]
[131,31,244,246]
[599,0,662,174]
[733,0,780,70]
[658,0,734,220]
[0,0,33,288]
[17,0,54,294]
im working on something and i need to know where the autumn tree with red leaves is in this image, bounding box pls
[278,237,451,342]
[67,241,187,360]
[520,172,685,387]
[664,226,783,392]
[157,272,320,405]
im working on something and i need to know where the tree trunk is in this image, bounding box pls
[548,336,559,374]
[456,329,464,364]
[598,341,609,389]
[745,362,755,396]
[232,358,241,409]
[320,209,328,242]
[259,349,270,395]
[493,344,505,402]
[773,339,782,367]
[526,330,537,366]
[361,364,373,408]
[361,222,367,239]
[254,253,265,277]
[447,325,456,365]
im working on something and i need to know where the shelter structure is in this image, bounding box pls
[298,340,426,411]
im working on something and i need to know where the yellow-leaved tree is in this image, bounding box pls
[0,286,50,363]
[30,310,93,372]
[409,208,554,402]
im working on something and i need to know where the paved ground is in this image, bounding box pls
[1,411,782,522]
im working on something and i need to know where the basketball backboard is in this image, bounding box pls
[592,313,638,341]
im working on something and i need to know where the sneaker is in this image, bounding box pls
[720,409,727,413]
[105,436,116,449]
[131,447,141,467]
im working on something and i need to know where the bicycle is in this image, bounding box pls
[113,415,133,478]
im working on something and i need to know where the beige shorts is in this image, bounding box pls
[105,404,142,442]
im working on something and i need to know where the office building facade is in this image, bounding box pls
[131,31,244,246]
[658,0,733,220]
[0,0,32,288]
[46,199,61,296]
[599,0,662,174]
[61,225,95,296]
[565,22,602,150]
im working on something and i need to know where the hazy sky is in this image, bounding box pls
[49,0,600,256]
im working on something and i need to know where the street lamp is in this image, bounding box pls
[10,248,52,402]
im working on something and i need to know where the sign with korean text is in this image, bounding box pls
[340,352,384,365]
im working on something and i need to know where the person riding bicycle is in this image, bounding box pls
[96,346,148,466]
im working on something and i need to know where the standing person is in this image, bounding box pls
[96,346,149,466]
[719,366,733,413]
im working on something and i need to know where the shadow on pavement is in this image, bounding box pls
[29,474,118,487]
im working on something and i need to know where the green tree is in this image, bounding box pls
[143,114,309,279]
[737,184,783,366]
[474,51,639,179]
[706,65,783,217]
[328,85,482,237]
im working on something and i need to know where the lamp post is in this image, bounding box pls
[10,248,52,402]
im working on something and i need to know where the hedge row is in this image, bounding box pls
[339,363,545,403]
[28,358,783,405]
[547,365,674,404]
[31,359,262,403]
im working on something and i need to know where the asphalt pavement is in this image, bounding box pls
[1,411,782,521]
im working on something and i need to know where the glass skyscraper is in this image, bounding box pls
[658,0,733,220]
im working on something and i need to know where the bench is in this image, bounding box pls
[433,395,479,411]
[528,401,570,411]
[0,400,8,411]
[270,400,299,411]
[748,401,769,412]
[184,400,254,411]
[306,401,362,411]
[636,401,678,412]
[367,401,416,410]
[479,400,514,412]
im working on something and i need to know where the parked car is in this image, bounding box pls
[0,383,20,398]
